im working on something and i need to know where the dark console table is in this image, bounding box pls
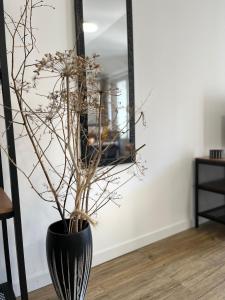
[195,157,225,228]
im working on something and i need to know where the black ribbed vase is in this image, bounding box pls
[46,220,92,300]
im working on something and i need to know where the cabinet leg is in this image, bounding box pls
[195,189,199,228]
[195,215,199,228]
[14,216,28,300]
[2,219,12,284]
[195,160,199,228]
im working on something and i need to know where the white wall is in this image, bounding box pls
[2,0,225,296]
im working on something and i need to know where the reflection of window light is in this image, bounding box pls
[117,80,128,138]
[108,94,112,130]
[83,22,98,33]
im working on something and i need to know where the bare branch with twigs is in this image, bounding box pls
[1,0,146,234]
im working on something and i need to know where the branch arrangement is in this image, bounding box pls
[2,0,146,233]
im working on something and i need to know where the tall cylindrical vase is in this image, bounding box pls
[46,220,92,300]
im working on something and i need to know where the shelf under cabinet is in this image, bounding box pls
[198,179,225,194]
[0,282,15,300]
[195,157,225,228]
[198,205,225,224]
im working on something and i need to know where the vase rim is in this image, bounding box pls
[48,219,90,236]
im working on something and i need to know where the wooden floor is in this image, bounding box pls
[26,223,225,300]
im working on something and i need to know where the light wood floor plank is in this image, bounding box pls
[22,222,225,300]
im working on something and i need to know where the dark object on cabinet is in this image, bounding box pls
[209,149,223,159]
[0,0,28,299]
[195,157,225,228]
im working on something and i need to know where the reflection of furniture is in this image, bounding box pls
[0,0,28,298]
[195,157,225,228]
[87,142,120,165]
[102,143,120,161]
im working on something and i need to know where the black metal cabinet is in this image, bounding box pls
[195,157,225,228]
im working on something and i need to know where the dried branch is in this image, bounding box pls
[1,0,146,234]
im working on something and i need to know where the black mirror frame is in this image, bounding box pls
[74,0,135,164]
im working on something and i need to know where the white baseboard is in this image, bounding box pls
[13,219,192,296]
[92,219,192,266]
[13,271,51,297]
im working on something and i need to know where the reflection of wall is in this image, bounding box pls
[83,0,126,44]
[84,1,129,148]
[85,15,128,77]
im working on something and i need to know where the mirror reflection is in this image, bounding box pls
[82,0,132,163]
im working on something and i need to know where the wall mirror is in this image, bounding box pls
[74,0,135,165]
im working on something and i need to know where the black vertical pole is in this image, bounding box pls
[2,220,13,285]
[74,0,85,57]
[126,0,135,151]
[0,146,13,286]
[0,140,13,287]
[0,0,28,298]
[195,160,199,228]
[0,150,4,188]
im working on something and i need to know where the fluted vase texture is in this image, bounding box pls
[46,220,92,300]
